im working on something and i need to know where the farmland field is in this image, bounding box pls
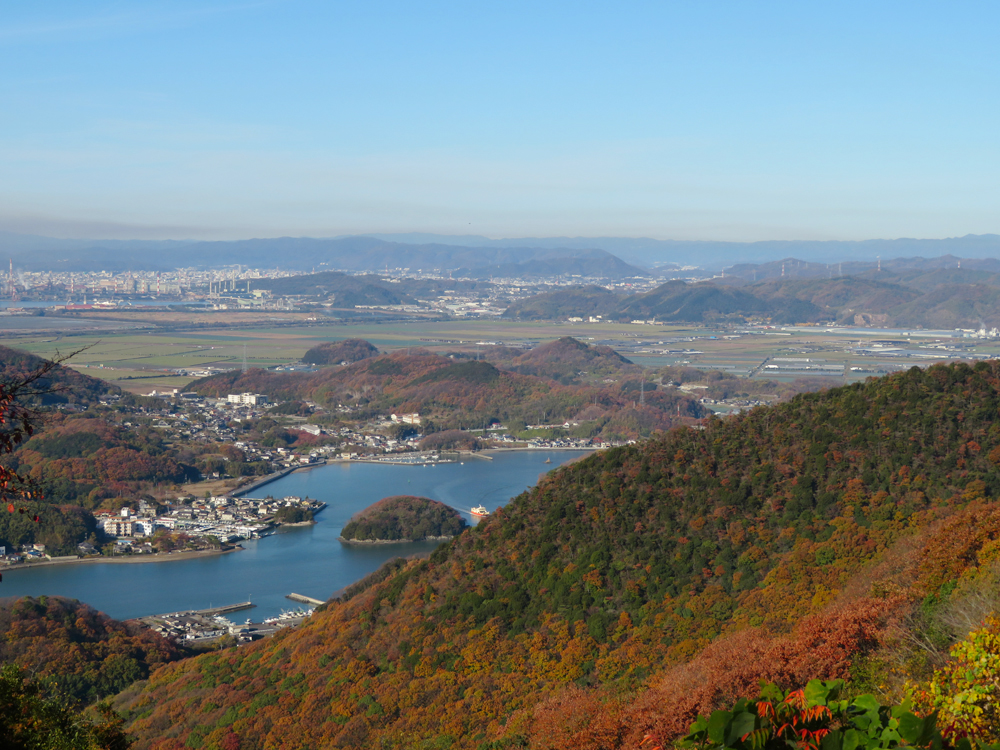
[1,310,997,393]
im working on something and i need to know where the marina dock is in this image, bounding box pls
[137,601,256,642]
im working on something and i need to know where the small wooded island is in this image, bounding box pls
[340,495,467,543]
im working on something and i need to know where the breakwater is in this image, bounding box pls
[287,593,325,606]
[227,467,296,497]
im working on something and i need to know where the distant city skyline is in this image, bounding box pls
[2,1,998,242]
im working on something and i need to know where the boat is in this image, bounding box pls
[470,505,490,518]
[544,458,551,464]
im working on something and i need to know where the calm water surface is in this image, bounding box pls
[1,451,585,622]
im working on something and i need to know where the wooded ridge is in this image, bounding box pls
[112,361,1000,748]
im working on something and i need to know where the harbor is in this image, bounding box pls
[138,598,316,643]
[0,450,581,623]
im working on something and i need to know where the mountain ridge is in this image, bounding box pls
[5,229,1000,272]
[114,360,1000,748]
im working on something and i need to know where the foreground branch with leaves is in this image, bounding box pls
[662,678,1000,750]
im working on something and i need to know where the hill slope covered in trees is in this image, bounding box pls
[190,345,705,440]
[0,596,182,707]
[504,271,1000,328]
[340,496,467,542]
[0,344,118,406]
[485,336,639,385]
[114,361,1000,748]
[302,338,380,365]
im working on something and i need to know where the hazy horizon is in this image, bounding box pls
[2,227,998,247]
[3,2,998,244]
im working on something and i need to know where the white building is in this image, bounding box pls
[102,518,135,537]
[391,413,422,425]
[227,393,269,405]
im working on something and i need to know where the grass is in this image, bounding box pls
[0,316,987,392]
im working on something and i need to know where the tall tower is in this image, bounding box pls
[7,260,18,302]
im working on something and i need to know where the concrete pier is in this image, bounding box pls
[286,593,325,606]
[148,601,255,618]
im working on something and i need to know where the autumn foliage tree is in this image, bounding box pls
[910,618,1000,743]
[0,355,68,538]
[104,361,1000,748]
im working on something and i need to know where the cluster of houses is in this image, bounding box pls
[93,495,325,547]
[0,543,52,564]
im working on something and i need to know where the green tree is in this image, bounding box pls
[910,617,1000,743]
[0,661,131,749]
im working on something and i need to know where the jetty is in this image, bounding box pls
[137,601,256,642]
[227,467,296,497]
[145,601,255,619]
[287,593,325,607]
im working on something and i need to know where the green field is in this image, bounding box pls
[2,315,996,393]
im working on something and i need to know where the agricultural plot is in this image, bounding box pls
[0,313,996,394]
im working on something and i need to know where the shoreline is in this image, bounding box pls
[337,536,454,545]
[187,448,597,496]
[477,446,598,456]
[323,446,599,466]
[1,546,241,573]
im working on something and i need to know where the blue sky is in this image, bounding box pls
[1,1,997,241]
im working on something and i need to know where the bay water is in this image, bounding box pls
[0,451,586,622]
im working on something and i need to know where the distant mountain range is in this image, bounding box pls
[2,229,1000,274]
[0,231,649,278]
[364,232,1000,268]
[504,266,1000,329]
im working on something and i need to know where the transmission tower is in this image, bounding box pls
[242,344,248,374]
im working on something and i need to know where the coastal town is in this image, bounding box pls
[2,493,325,565]
[0,383,607,568]
[0,263,661,319]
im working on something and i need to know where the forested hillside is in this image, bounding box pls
[340,496,467,542]
[302,338,379,365]
[6,413,197,507]
[191,346,706,440]
[484,336,639,385]
[0,344,117,405]
[115,361,1000,748]
[0,350,154,553]
[0,596,182,706]
[251,271,415,306]
[504,270,1000,328]
[500,285,624,321]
